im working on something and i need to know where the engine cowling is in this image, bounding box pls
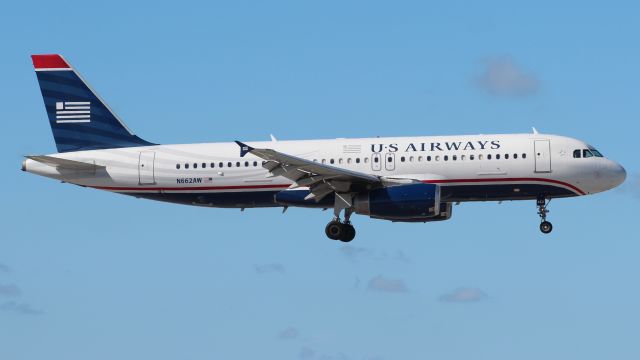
[354,183,452,222]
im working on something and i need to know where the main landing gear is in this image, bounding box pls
[325,219,356,242]
[326,200,356,242]
[537,196,553,234]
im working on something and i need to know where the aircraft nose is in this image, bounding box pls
[609,162,626,189]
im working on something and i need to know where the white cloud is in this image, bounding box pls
[298,347,350,360]
[367,275,408,293]
[0,301,42,315]
[254,263,285,274]
[439,287,487,303]
[0,284,21,297]
[299,346,316,359]
[278,326,300,340]
[339,246,410,263]
[476,57,539,96]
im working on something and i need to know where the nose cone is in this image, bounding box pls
[609,162,626,189]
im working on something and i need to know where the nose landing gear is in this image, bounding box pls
[537,196,553,234]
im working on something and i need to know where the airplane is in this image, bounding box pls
[22,54,627,242]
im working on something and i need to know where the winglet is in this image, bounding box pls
[532,127,539,134]
[235,141,254,157]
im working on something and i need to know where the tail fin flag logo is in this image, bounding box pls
[55,101,91,123]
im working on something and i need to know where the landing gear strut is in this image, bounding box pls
[537,196,553,234]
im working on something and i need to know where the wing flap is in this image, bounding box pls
[235,141,381,202]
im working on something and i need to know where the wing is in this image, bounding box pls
[235,141,381,201]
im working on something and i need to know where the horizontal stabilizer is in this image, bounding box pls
[26,155,104,170]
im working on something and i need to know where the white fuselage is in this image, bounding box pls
[23,133,626,209]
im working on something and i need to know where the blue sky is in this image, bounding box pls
[1,1,639,359]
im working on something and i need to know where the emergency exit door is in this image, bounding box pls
[534,140,551,173]
[385,153,395,171]
[138,151,156,184]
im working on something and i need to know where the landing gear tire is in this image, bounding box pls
[340,223,356,243]
[540,221,553,234]
[325,220,357,242]
[325,220,344,240]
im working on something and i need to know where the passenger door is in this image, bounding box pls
[138,151,156,184]
[534,140,552,173]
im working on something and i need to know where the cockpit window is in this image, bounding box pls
[583,149,594,158]
[573,150,581,158]
[587,145,604,157]
[589,148,603,157]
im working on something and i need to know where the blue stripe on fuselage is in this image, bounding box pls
[118,184,577,208]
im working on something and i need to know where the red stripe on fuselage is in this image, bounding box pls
[91,177,585,195]
[92,184,290,191]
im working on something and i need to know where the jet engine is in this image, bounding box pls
[353,183,453,222]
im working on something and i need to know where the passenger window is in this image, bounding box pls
[201,163,205,168]
[356,158,361,164]
[210,162,215,168]
[418,156,423,162]
[347,158,352,164]
[573,150,581,158]
[185,163,189,169]
[505,154,509,159]
[193,163,198,169]
[470,154,475,160]
[321,159,326,164]
[330,159,335,164]
[487,154,492,160]
[219,162,224,168]
[435,155,440,161]
[522,153,526,159]
[427,156,432,162]
[339,158,343,164]
[176,164,180,169]
[496,154,501,160]
[227,162,232,167]
[583,149,594,158]
[444,155,449,161]
[373,157,378,163]
[245,161,249,167]
[400,156,405,162]
[452,155,457,161]
[253,161,258,167]
[410,156,414,162]
[513,154,518,159]
[236,162,241,167]
[478,154,483,160]
[364,157,369,164]
[461,155,465,160]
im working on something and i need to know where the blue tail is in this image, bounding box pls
[31,54,154,153]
